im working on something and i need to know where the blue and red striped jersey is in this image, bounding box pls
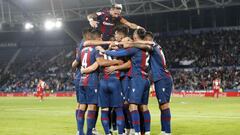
[78,46,99,86]
[96,51,121,79]
[105,48,150,78]
[96,9,122,41]
[150,42,171,82]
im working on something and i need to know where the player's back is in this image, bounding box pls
[127,47,150,78]
[79,46,98,86]
[150,43,171,81]
[98,52,121,79]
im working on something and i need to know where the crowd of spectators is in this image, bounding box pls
[0,29,239,92]
[159,30,240,68]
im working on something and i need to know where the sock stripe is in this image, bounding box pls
[101,117,109,121]
[144,119,151,123]
[116,116,125,120]
[132,121,140,125]
[130,110,139,114]
[162,117,171,121]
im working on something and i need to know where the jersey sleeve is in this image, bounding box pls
[75,48,81,62]
[105,48,138,57]
[95,50,104,59]
[96,9,106,21]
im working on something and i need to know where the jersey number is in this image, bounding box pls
[82,53,88,68]
[145,52,150,66]
[103,54,113,60]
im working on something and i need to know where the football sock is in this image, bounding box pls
[86,110,97,135]
[142,110,151,133]
[162,108,171,134]
[130,110,141,133]
[77,110,85,135]
[101,110,110,134]
[115,107,125,134]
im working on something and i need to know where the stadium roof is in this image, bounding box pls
[1,0,240,24]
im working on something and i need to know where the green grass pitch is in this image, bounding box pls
[0,97,240,135]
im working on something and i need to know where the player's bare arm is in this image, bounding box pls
[105,60,131,74]
[72,60,79,69]
[96,57,123,67]
[87,13,99,28]
[120,18,144,30]
[81,61,99,74]
[83,40,113,47]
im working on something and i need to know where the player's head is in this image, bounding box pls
[82,28,92,40]
[109,35,115,41]
[114,25,129,42]
[133,29,146,41]
[91,29,102,40]
[144,31,154,41]
[110,3,122,18]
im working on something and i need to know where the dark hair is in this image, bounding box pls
[82,28,92,37]
[91,29,102,38]
[135,29,146,39]
[114,25,129,36]
[145,31,153,38]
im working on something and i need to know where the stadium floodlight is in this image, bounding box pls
[55,20,62,28]
[24,22,34,30]
[44,20,55,30]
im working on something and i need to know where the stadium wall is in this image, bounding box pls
[0,91,240,97]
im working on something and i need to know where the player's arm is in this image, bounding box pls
[96,57,123,67]
[72,60,79,69]
[81,61,99,74]
[87,11,105,28]
[105,60,131,74]
[105,48,137,57]
[132,44,153,51]
[83,40,113,47]
[120,17,144,30]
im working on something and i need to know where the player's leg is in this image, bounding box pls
[40,91,44,101]
[99,79,111,135]
[128,77,146,135]
[155,78,173,135]
[109,78,125,135]
[110,109,117,133]
[216,89,220,98]
[121,77,133,134]
[76,86,87,135]
[139,79,151,135]
[86,86,98,135]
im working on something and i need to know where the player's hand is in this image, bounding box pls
[105,66,116,74]
[115,60,124,65]
[137,26,145,31]
[123,43,133,48]
[80,67,86,74]
[89,20,99,28]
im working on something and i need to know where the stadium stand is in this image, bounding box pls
[0,29,239,93]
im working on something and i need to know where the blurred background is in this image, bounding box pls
[0,0,239,94]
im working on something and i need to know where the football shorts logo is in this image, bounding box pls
[132,88,135,92]
[162,88,165,92]
[95,89,98,93]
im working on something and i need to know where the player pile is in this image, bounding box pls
[72,3,173,135]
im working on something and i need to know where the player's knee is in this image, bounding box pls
[87,104,97,111]
[160,103,169,110]
[101,107,109,111]
[129,104,138,111]
[140,105,148,112]
[79,104,87,110]
[76,103,80,109]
